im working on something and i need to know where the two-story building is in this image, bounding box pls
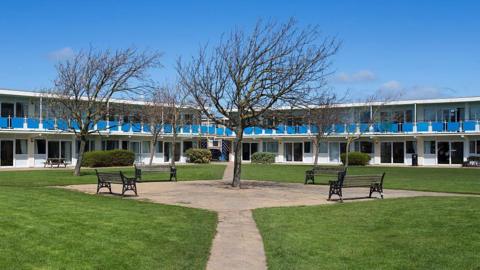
[0,88,479,168]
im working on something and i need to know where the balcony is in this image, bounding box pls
[0,116,479,137]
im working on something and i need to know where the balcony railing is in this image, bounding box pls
[0,116,479,136]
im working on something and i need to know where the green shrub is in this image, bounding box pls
[185,148,212,163]
[82,149,135,167]
[340,152,371,166]
[251,152,276,164]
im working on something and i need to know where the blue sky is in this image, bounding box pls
[0,0,479,99]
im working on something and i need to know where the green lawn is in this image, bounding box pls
[0,164,226,187]
[0,186,217,269]
[241,164,480,194]
[254,197,480,270]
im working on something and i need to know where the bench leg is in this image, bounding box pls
[370,184,384,199]
[97,182,112,194]
[305,175,314,185]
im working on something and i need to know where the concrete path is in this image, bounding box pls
[64,168,473,270]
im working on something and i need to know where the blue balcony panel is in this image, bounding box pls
[57,119,68,131]
[200,125,208,134]
[276,125,285,134]
[143,124,151,133]
[390,123,398,133]
[164,124,173,133]
[225,128,233,136]
[97,121,108,130]
[182,125,191,133]
[334,124,345,133]
[431,122,444,132]
[71,120,81,131]
[208,126,216,134]
[403,123,413,132]
[27,118,39,129]
[359,123,370,133]
[0,117,8,128]
[244,127,253,135]
[347,124,356,133]
[122,123,131,132]
[108,121,117,130]
[286,126,295,134]
[132,123,142,132]
[43,119,55,130]
[298,125,308,134]
[191,125,199,133]
[216,127,225,136]
[12,117,24,128]
[464,121,476,131]
[310,125,319,134]
[264,128,273,135]
[447,122,460,132]
[416,122,429,132]
[254,127,263,135]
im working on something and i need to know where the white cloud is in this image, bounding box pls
[377,80,455,100]
[335,69,376,83]
[48,47,75,61]
[379,80,402,91]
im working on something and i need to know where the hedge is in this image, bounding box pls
[82,149,135,167]
[185,148,212,163]
[340,151,371,166]
[251,152,276,164]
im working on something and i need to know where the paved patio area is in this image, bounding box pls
[64,176,464,270]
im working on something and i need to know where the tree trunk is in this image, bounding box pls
[149,131,159,166]
[313,137,319,166]
[171,124,177,167]
[345,139,351,167]
[75,136,86,176]
[232,127,243,188]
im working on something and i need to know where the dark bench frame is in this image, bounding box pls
[134,164,177,182]
[305,166,347,185]
[95,170,138,196]
[44,158,67,168]
[328,173,386,202]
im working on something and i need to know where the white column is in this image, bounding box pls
[277,139,284,162]
[417,137,424,166]
[27,138,35,167]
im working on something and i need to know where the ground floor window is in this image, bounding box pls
[406,141,417,154]
[47,141,72,162]
[156,141,163,153]
[142,141,151,154]
[262,141,278,153]
[76,140,95,153]
[354,141,373,154]
[35,139,46,155]
[381,142,404,164]
[318,142,328,153]
[304,142,311,154]
[102,140,119,151]
[424,141,436,154]
[183,141,193,153]
[15,139,27,155]
[469,140,480,154]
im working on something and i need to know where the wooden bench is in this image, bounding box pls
[134,164,177,182]
[95,170,138,196]
[305,166,347,185]
[44,158,67,168]
[328,173,386,202]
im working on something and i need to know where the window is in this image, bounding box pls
[77,140,95,153]
[122,141,129,150]
[102,140,118,150]
[262,142,278,153]
[35,139,46,154]
[406,141,417,154]
[16,103,26,117]
[359,141,373,154]
[15,139,27,154]
[318,142,328,153]
[142,141,151,154]
[478,141,480,154]
[156,141,163,153]
[304,142,311,154]
[183,141,193,153]
[469,141,476,154]
[424,110,436,122]
[424,141,436,154]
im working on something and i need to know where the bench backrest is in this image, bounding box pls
[311,166,347,175]
[135,164,172,172]
[341,173,385,187]
[95,170,124,184]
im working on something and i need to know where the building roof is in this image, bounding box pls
[1,88,480,108]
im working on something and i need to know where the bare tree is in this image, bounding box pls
[47,47,162,176]
[342,92,398,166]
[177,19,339,187]
[143,84,189,167]
[305,91,343,165]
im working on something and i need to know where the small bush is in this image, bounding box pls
[82,149,135,167]
[340,152,371,166]
[251,152,276,164]
[185,148,212,163]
